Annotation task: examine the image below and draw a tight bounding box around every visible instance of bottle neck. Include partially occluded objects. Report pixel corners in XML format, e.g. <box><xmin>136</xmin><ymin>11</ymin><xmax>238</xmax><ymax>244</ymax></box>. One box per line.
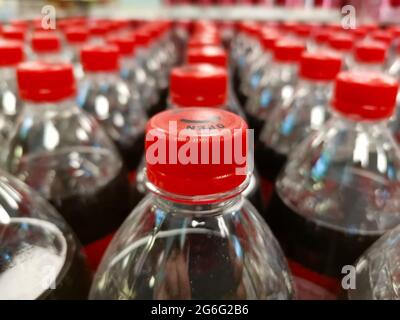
<box><xmin>0</xmin><ymin>67</ymin><xmax>16</xmax><ymax>82</ymax></box>
<box><xmin>145</xmin><ymin>170</ymin><xmax>250</xmax><ymax>213</ymax></box>
<box><xmin>152</xmin><ymin>194</ymin><xmax>244</xmax><ymax>217</ymax></box>
<box><xmin>84</xmin><ymin>71</ymin><xmax>119</xmax><ymax>82</ymax></box>
<box><xmin>22</xmin><ymin>95</ymin><xmax>76</xmax><ymax>114</ymax></box>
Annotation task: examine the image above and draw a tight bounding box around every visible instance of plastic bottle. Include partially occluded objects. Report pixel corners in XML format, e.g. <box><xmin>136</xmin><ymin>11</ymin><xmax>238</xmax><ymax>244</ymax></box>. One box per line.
<box><xmin>0</xmin><ymin>170</ymin><xmax>92</xmax><ymax>299</ymax></box>
<box><xmin>266</xmin><ymin>71</ymin><xmax>400</xmax><ymax>299</ymax></box>
<box><xmin>348</xmin><ymin>224</ymin><xmax>400</xmax><ymax>299</ymax></box>
<box><xmin>78</xmin><ymin>44</ymin><xmax>147</xmax><ymax>179</ymax></box>
<box><xmin>30</xmin><ymin>31</ymin><xmax>66</xmax><ymax>62</ymax></box>
<box><xmin>3</xmin><ymin>61</ymin><xmax>135</xmax><ymax>270</ymax></box>
<box><xmin>245</xmin><ymin>38</ymin><xmax>305</xmax><ymax>139</ymax></box>
<box><xmin>90</xmin><ymin>107</ymin><xmax>294</xmax><ymax>300</ymax></box>
<box><xmin>0</xmin><ymin>40</ymin><xmax>24</xmax><ymax>146</ymax></box>
<box><xmin>256</xmin><ymin>50</ymin><xmax>342</xmax><ymax>203</ymax></box>
<box><xmin>64</xmin><ymin>26</ymin><xmax>89</xmax><ymax>79</ymax></box>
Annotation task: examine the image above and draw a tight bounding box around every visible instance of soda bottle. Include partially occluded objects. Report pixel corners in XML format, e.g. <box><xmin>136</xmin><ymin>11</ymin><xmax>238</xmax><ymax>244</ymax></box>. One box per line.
<box><xmin>30</xmin><ymin>31</ymin><xmax>66</xmax><ymax>63</ymax></box>
<box><xmin>186</xmin><ymin>45</ymin><xmax>245</xmax><ymax>118</ymax></box>
<box><xmin>0</xmin><ymin>169</ymin><xmax>91</xmax><ymax>299</ymax></box>
<box><xmin>3</xmin><ymin>61</ymin><xmax>135</xmax><ymax>270</ymax></box>
<box><xmin>327</xmin><ymin>33</ymin><xmax>354</xmax><ymax>69</ymax></box>
<box><xmin>129</xmin><ymin>27</ymin><xmax>158</xmax><ymax>114</ymax></box>
<box><xmin>245</xmin><ymin>38</ymin><xmax>305</xmax><ymax>139</ymax></box>
<box><xmin>348</xmin><ymin>224</ymin><xmax>400</xmax><ymax>299</ymax></box>
<box><xmin>230</xmin><ymin>22</ymin><xmax>262</xmax><ymax>107</ymax></box>
<box><xmin>64</xmin><ymin>26</ymin><xmax>89</xmax><ymax>79</ymax></box>
<box><xmin>350</xmin><ymin>40</ymin><xmax>388</xmax><ymax>72</ymax></box>
<box><xmin>136</xmin><ymin>63</ymin><xmax>265</xmax><ymax>213</ymax></box>
<box><xmin>256</xmin><ymin>50</ymin><xmax>342</xmax><ymax>203</ymax></box>
<box><xmin>90</xmin><ymin>107</ymin><xmax>294</xmax><ymax>300</ymax></box>
<box><xmin>245</xmin><ymin>30</ymin><xmax>280</xmax><ymax>95</ymax></box>
<box><xmin>266</xmin><ymin>71</ymin><xmax>400</xmax><ymax>299</ymax></box>
<box><xmin>0</xmin><ymin>40</ymin><xmax>24</xmax><ymax>146</ymax></box>
<box><xmin>78</xmin><ymin>44</ymin><xmax>147</xmax><ymax>179</ymax></box>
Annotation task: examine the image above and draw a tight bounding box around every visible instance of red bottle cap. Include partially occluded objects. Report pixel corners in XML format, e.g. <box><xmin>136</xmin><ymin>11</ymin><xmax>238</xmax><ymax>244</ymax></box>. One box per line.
<box><xmin>354</xmin><ymin>41</ymin><xmax>388</xmax><ymax>64</ymax></box>
<box><xmin>294</xmin><ymin>25</ymin><xmax>312</xmax><ymax>38</ymax></box>
<box><xmin>188</xmin><ymin>36</ymin><xmax>221</xmax><ymax>49</ymax></box>
<box><xmin>0</xmin><ymin>40</ymin><xmax>24</xmax><ymax>66</ymax></box>
<box><xmin>170</xmin><ymin>64</ymin><xmax>227</xmax><ymax>108</ymax></box>
<box><xmin>9</xmin><ymin>19</ymin><xmax>30</xmax><ymax>29</ymax></box>
<box><xmin>313</xmin><ymin>29</ymin><xmax>332</xmax><ymax>44</ymax></box>
<box><xmin>333</xmin><ymin>71</ymin><xmax>399</xmax><ymax>120</ymax></box>
<box><xmin>371</xmin><ymin>30</ymin><xmax>394</xmax><ymax>45</ymax></box>
<box><xmin>80</xmin><ymin>44</ymin><xmax>119</xmax><ymax>72</ymax></box>
<box><xmin>31</xmin><ymin>32</ymin><xmax>61</xmax><ymax>53</ymax></box>
<box><xmin>325</xmin><ymin>22</ymin><xmax>344</xmax><ymax>32</ymax></box>
<box><xmin>1</xmin><ymin>26</ymin><xmax>25</xmax><ymax>41</ymax></box>
<box><xmin>145</xmin><ymin>108</ymin><xmax>249</xmax><ymax>201</ymax></box>
<box><xmin>134</xmin><ymin>29</ymin><xmax>152</xmax><ymax>47</ymax></box>
<box><xmin>107</xmin><ymin>35</ymin><xmax>136</xmax><ymax>56</ymax></box>
<box><xmin>300</xmin><ymin>50</ymin><xmax>342</xmax><ymax>81</ymax></box>
<box><xmin>352</xmin><ymin>27</ymin><xmax>368</xmax><ymax>39</ymax></box>
<box><xmin>273</xmin><ymin>38</ymin><xmax>305</xmax><ymax>62</ymax></box>
<box><xmin>64</xmin><ymin>27</ymin><xmax>89</xmax><ymax>44</ymax></box>
<box><xmin>260</xmin><ymin>32</ymin><xmax>280</xmax><ymax>50</ymax></box>
<box><xmin>328</xmin><ymin>33</ymin><xmax>354</xmax><ymax>51</ymax></box>
<box><xmin>17</xmin><ymin>62</ymin><xmax>76</xmax><ymax>102</ymax></box>
<box><xmin>187</xmin><ymin>46</ymin><xmax>227</xmax><ymax>68</ymax></box>
<box><xmin>89</xmin><ymin>23</ymin><xmax>108</xmax><ymax>36</ymax></box>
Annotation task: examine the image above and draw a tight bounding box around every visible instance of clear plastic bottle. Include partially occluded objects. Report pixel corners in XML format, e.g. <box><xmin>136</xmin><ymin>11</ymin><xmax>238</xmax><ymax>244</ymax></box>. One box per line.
<box><xmin>136</xmin><ymin>63</ymin><xmax>265</xmax><ymax>213</ymax></box>
<box><xmin>0</xmin><ymin>169</ymin><xmax>92</xmax><ymax>299</ymax></box>
<box><xmin>0</xmin><ymin>40</ymin><xmax>24</xmax><ymax>146</ymax></box>
<box><xmin>245</xmin><ymin>38</ymin><xmax>305</xmax><ymax>139</ymax></box>
<box><xmin>78</xmin><ymin>44</ymin><xmax>147</xmax><ymax>174</ymax></box>
<box><xmin>256</xmin><ymin>50</ymin><xmax>342</xmax><ymax>203</ymax></box>
<box><xmin>350</xmin><ymin>40</ymin><xmax>388</xmax><ymax>72</ymax></box>
<box><xmin>230</xmin><ymin>22</ymin><xmax>262</xmax><ymax>106</ymax></box>
<box><xmin>143</xmin><ymin>22</ymin><xmax>178</xmax><ymax>116</ymax></box>
<box><xmin>90</xmin><ymin>107</ymin><xmax>294</xmax><ymax>300</ymax></box>
<box><xmin>266</xmin><ymin>71</ymin><xmax>400</xmax><ymax>299</ymax></box>
<box><xmin>130</xmin><ymin>28</ymin><xmax>158</xmax><ymax>113</ymax></box>
<box><xmin>348</xmin><ymin>224</ymin><xmax>400</xmax><ymax>300</ymax></box>
<box><xmin>328</xmin><ymin>33</ymin><xmax>354</xmax><ymax>70</ymax></box>
<box><xmin>64</xmin><ymin>26</ymin><xmax>89</xmax><ymax>80</ymax></box>
<box><xmin>242</xmin><ymin>30</ymin><xmax>281</xmax><ymax>102</ymax></box>
<box><xmin>186</xmin><ymin>45</ymin><xmax>245</xmax><ymax>118</ymax></box>
<box><xmin>3</xmin><ymin>62</ymin><xmax>135</xmax><ymax>270</ymax></box>
<box><xmin>30</xmin><ymin>31</ymin><xmax>67</xmax><ymax>63</ymax></box>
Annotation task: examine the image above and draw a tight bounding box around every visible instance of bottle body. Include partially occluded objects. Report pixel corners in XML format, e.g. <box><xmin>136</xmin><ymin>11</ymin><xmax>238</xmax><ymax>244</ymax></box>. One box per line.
<box><xmin>256</xmin><ymin>79</ymin><xmax>332</xmax><ymax>202</ymax></box>
<box><xmin>266</xmin><ymin>114</ymin><xmax>400</xmax><ymax>298</ymax></box>
<box><xmin>3</xmin><ymin>97</ymin><xmax>135</xmax><ymax>269</ymax></box>
<box><xmin>0</xmin><ymin>170</ymin><xmax>92</xmax><ymax>300</ymax></box>
<box><xmin>78</xmin><ymin>72</ymin><xmax>147</xmax><ymax>171</ymax></box>
<box><xmin>348</xmin><ymin>224</ymin><xmax>400</xmax><ymax>300</ymax></box>
<box><xmin>90</xmin><ymin>193</ymin><xmax>294</xmax><ymax>300</ymax></box>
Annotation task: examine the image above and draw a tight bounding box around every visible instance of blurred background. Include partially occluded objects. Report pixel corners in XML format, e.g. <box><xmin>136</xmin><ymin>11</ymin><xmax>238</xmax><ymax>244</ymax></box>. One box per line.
<box><xmin>0</xmin><ymin>0</ymin><xmax>399</xmax><ymax>24</ymax></box>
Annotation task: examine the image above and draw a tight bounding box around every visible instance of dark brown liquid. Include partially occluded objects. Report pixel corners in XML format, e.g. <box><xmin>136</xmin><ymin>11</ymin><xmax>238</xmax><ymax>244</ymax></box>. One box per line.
<box><xmin>254</xmin><ymin>143</ymin><xmax>287</xmax><ymax>185</ymax></box>
<box><xmin>148</xmin><ymin>88</ymin><xmax>169</xmax><ymax>117</ymax></box>
<box><xmin>265</xmin><ymin>190</ymin><xmax>379</xmax><ymax>279</ymax></box>
<box><xmin>115</xmin><ymin>133</ymin><xmax>145</xmax><ymax>171</ymax></box>
<box><xmin>49</xmin><ymin>168</ymin><xmax>135</xmax><ymax>246</ymax></box>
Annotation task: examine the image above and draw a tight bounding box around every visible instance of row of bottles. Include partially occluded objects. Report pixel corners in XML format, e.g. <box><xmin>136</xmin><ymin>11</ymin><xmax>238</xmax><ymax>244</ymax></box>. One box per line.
<box><xmin>230</xmin><ymin>21</ymin><xmax>400</xmax><ymax>299</ymax></box>
<box><xmin>1</xmin><ymin>17</ymin><xmax>400</xmax><ymax>300</ymax></box>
